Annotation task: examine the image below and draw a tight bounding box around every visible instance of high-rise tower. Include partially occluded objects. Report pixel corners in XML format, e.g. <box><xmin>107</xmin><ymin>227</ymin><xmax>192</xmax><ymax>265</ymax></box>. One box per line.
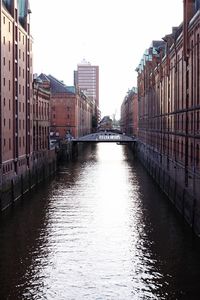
<box><xmin>74</xmin><ymin>59</ymin><xmax>99</xmax><ymax>107</ymax></box>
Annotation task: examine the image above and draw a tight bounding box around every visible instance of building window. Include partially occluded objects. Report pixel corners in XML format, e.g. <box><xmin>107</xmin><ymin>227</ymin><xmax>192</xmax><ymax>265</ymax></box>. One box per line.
<box><xmin>181</xmin><ymin>140</ymin><xmax>184</xmax><ymax>159</ymax></box>
<box><xmin>182</xmin><ymin>114</ymin><xmax>184</xmax><ymax>131</ymax></box>
<box><xmin>177</xmin><ymin>140</ymin><xmax>179</xmax><ymax>159</ymax></box>
<box><xmin>9</xmin><ymin>139</ymin><xmax>11</xmax><ymax>150</ymax></box>
<box><xmin>3</xmin><ymin>57</ymin><xmax>5</xmax><ymax>66</ymax></box>
<box><xmin>177</xmin><ymin>115</ymin><xmax>179</xmax><ymax>131</ymax></box>
<box><xmin>3</xmin><ymin>78</ymin><xmax>5</xmax><ymax>86</ymax></box>
<box><xmin>9</xmin><ymin>60</ymin><xmax>11</xmax><ymax>71</ymax></box>
<box><xmin>15</xmin><ymin>25</ymin><xmax>17</xmax><ymax>41</ymax></box>
<box><xmin>191</xmin><ymin>142</ymin><xmax>193</xmax><ymax>164</ymax></box>
<box><xmin>197</xmin><ymin>34</ymin><xmax>200</xmax><ymax>106</ymax></box>
<box><xmin>191</xmin><ymin>40</ymin><xmax>194</xmax><ymax>107</ymax></box>
<box><xmin>191</xmin><ymin>113</ymin><xmax>193</xmax><ymax>133</ymax></box>
<box><xmin>197</xmin><ymin>144</ymin><xmax>200</xmax><ymax>166</ymax></box>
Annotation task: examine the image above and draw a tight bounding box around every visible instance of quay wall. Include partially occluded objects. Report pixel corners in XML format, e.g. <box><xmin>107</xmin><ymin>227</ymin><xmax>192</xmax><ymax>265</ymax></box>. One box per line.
<box><xmin>0</xmin><ymin>149</ymin><xmax>57</xmax><ymax>212</ymax></box>
<box><xmin>0</xmin><ymin>141</ymin><xmax>81</xmax><ymax>212</ymax></box>
<box><xmin>57</xmin><ymin>141</ymin><xmax>84</xmax><ymax>162</ymax></box>
<box><xmin>134</xmin><ymin>141</ymin><xmax>200</xmax><ymax>237</ymax></box>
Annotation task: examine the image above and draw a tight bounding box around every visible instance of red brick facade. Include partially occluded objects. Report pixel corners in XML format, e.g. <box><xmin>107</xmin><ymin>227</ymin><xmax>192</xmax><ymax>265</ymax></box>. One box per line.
<box><xmin>0</xmin><ymin>0</ymin><xmax>33</xmax><ymax>179</ymax></box>
<box><xmin>136</xmin><ymin>1</ymin><xmax>200</xmax><ymax>190</ymax></box>
<box><xmin>47</xmin><ymin>75</ymin><xmax>94</xmax><ymax>139</ymax></box>
<box><xmin>33</xmin><ymin>75</ymin><xmax>50</xmax><ymax>153</ymax></box>
<box><xmin>120</xmin><ymin>88</ymin><xmax>138</xmax><ymax>136</ymax></box>
<box><xmin>51</xmin><ymin>92</ymin><xmax>78</xmax><ymax>139</ymax></box>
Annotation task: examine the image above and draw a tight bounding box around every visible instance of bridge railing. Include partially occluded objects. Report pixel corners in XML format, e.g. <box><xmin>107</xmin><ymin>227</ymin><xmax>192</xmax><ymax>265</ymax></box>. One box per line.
<box><xmin>73</xmin><ymin>132</ymin><xmax>136</xmax><ymax>143</ymax></box>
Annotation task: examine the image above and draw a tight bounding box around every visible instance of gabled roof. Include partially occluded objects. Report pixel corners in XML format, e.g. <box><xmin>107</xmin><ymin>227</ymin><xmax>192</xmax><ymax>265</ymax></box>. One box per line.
<box><xmin>38</xmin><ymin>73</ymin><xmax>50</xmax><ymax>82</ymax></box>
<box><xmin>47</xmin><ymin>75</ymin><xmax>76</xmax><ymax>95</ymax></box>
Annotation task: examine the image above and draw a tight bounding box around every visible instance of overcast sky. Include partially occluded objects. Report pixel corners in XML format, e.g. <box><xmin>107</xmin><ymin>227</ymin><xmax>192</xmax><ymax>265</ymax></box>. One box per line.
<box><xmin>30</xmin><ymin>0</ymin><xmax>183</xmax><ymax>119</ymax></box>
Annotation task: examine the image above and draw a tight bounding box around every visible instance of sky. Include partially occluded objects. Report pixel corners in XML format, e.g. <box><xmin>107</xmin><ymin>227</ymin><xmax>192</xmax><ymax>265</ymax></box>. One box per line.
<box><xmin>30</xmin><ymin>0</ymin><xmax>183</xmax><ymax>119</ymax></box>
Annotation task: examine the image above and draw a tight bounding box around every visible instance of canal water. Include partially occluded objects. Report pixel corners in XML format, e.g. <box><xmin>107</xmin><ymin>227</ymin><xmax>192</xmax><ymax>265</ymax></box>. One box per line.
<box><xmin>1</xmin><ymin>144</ymin><xmax>200</xmax><ymax>300</ymax></box>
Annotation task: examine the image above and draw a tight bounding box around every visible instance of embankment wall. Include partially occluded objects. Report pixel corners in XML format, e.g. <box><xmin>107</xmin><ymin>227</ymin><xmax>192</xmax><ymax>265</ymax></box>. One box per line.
<box><xmin>134</xmin><ymin>141</ymin><xmax>200</xmax><ymax>236</ymax></box>
<box><xmin>0</xmin><ymin>150</ymin><xmax>57</xmax><ymax>211</ymax></box>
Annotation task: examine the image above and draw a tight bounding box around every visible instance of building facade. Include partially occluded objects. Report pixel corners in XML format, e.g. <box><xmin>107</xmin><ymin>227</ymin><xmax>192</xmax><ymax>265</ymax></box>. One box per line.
<box><xmin>0</xmin><ymin>0</ymin><xmax>32</xmax><ymax>180</ymax></box>
<box><xmin>74</xmin><ymin>59</ymin><xmax>100</xmax><ymax>124</ymax></box>
<box><xmin>98</xmin><ymin>116</ymin><xmax>113</xmax><ymax>131</ymax></box>
<box><xmin>74</xmin><ymin>59</ymin><xmax>99</xmax><ymax>107</ymax></box>
<box><xmin>136</xmin><ymin>0</ymin><xmax>200</xmax><ymax>233</ymax></box>
<box><xmin>33</xmin><ymin>74</ymin><xmax>51</xmax><ymax>155</ymax></box>
<box><xmin>120</xmin><ymin>87</ymin><xmax>138</xmax><ymax>136</ymax></box>
<box><xmin>0</xmin><ymin>2</ymin><xmax>57</xmax><ymax>212</ymax></box>
<box><xmin>46</xmin><ymin>75</ymin><xmax>94</xmax><ymax>139</ymax></box>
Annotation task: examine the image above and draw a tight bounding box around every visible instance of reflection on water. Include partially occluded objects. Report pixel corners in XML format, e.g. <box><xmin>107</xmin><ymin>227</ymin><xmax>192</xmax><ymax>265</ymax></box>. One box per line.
<box><xmin>1</xmin><ymin>144</ymin><xmax>200</xmax><ymax>299</ymax></box>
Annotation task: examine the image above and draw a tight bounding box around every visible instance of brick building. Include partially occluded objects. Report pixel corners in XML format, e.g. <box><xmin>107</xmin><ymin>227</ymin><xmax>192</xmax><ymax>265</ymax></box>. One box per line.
<box><xmin>120</xmin><ymin>87</ymin><xmax>138</xmax><ymax>136</ymax></box>
<box><xmin>136</xmin><ymin>0</ymin><xmax>200</xmax><ymax>221</ymax></box>
<box><xmin>33</xmin><ymin>74</ymin><xmax>51</xmax><ymax>154</ymax></box>
<box><xmin>44</xmin><ymin>75</ymin><xmax>94</xmax><ymax>139</ymax></box>
<box><xmin>0</xmin><ymin>0</ymin><xmax>32</xmax><ymax>179</ymax></box>
<box><xmin>98</xmin><ymin>116</ymin><xmax>113</xmax><ymax>131</ymax></box>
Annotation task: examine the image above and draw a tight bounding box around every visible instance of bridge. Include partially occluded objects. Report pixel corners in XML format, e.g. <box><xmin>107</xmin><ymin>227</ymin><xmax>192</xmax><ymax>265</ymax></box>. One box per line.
<box><xmin>73</xmin><ymin>131</ymin><xmax>136</xmax><ymax>143</ymax></box>
<box><xmin>58</xmin><ymin>131</ymin><xmax>137</xmax><ymax>161</ymax></box>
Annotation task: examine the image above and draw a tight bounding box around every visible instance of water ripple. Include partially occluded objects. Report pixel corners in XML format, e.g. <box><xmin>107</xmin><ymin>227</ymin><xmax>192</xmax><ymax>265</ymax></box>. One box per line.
<box><xmin>1</xmin><ymin>144</ymin><xmax>200</xmax><ymax>299</ymax></box>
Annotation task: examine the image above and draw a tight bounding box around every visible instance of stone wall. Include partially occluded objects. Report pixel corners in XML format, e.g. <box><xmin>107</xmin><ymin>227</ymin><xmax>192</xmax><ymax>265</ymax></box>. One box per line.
<box><xmin>135</xmin><ymin>141</ymin><xmax>200</xmax><ymax>237</ymax></box>
<box><xmin>0</xmin><ymin>150</ymin><xmax>57</xmax><ymax>212</ymax></box>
